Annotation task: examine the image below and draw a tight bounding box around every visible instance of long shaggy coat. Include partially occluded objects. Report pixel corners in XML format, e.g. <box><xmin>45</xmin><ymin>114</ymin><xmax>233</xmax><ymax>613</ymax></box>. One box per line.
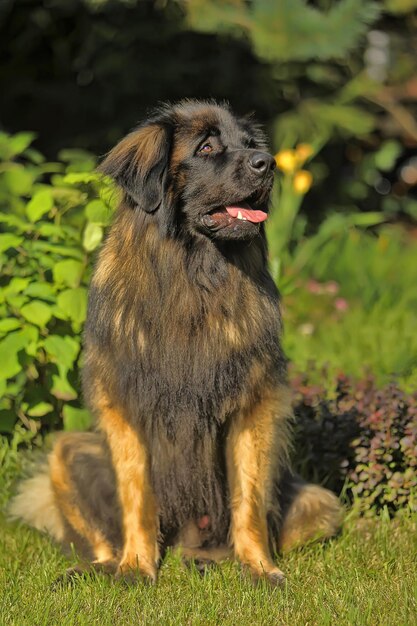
<box><xmin>10</xmin><ymin>101</ymin><xmax>342</xmax><ymax>585</ymax></box>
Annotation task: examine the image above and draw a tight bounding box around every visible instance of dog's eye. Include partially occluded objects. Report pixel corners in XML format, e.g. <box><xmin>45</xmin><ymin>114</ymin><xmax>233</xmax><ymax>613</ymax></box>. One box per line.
<box><xmin>199</xmin><ymin>142</ymin><xmax>213</xmax><ymax>154</ymax></box>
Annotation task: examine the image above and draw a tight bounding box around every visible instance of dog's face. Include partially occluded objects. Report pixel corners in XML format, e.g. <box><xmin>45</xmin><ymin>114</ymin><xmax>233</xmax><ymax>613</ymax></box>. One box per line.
<box><xmin>100</xmin><ymin>101</ymin><xmax>276</xmax><ymax>242</ymax></box>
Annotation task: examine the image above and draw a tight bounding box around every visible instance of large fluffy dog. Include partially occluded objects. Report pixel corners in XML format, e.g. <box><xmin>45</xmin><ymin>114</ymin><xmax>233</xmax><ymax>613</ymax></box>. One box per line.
<box><xmin>11</xmin><ymin>101</ymin><xmax>342</xmax><ymax>585</ymax></box>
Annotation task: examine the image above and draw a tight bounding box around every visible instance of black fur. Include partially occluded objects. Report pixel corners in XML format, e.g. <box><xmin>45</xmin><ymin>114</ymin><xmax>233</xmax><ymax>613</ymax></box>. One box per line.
<box><xmin>83</xmin><ymin>100</ymin><xmax>286</xmax><ymax>546</ymax></box>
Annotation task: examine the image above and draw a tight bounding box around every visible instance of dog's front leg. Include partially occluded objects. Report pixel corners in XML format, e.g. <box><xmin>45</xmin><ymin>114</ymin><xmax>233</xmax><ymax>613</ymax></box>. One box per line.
<box><xmin>227</xmin><ymin>385</ymin><xmax>291</xmax><ymax>585</ymax></box>
<box><xmin>98</xmin><ymin>402</ymin><xmax>159</xmax><ymax>583</ymax></box>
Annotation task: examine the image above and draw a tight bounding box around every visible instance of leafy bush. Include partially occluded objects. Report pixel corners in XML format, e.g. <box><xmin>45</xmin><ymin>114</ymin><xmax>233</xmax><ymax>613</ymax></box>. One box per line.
<box><xmin>0</xmin><ymin>132</ymin><xmax>116</xmax><ymax>434</ymax></box>
<box><xmin>291</xmin><ymin>370</ymin><xmax>417</xmax><ymax>514</ymax></box>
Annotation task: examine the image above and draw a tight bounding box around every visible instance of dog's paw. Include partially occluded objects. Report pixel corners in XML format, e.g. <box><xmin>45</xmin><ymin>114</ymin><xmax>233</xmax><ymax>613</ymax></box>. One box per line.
<box><xmin>116</xmin><ymin>559</ymin><xmax>157</xmax><ymax>585</ymax></box>
<box><xmin>263</xmin><ymin>568</ymin><xmax>286</xmax><ymax>587</ymax></box>
<box><xmin>91</xmin><ymin>559</ymin><xmax>118</xmax><ymax>576</ymax></box>
<box><xmin>183</xmin><ymin>556</ymin><xmax>217</xmax><ymax>576</ymax></box>
<box><xmin>51</xmin><ymin>560</ymin><xmax>119</xmax><ymax>589</ymax></box>
<box><xmin>51</xmin><ymin>565</ymin><xmax>89</xmax><ymax>590</ymax></box>
<box><xmin>252</xmin><ymin>567</ymin><xmax>286</xmax><ymax>588</ymax></box>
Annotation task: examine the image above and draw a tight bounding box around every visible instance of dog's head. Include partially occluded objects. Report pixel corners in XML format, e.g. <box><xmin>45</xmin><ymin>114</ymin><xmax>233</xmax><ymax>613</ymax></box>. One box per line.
<box><xmin>100</xmin><ymin>100</ymin><xmax>276</xmax><ymax>242</ymax></box>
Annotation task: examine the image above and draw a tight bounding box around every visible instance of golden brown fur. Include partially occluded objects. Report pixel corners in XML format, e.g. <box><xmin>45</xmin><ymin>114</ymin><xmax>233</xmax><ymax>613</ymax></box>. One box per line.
<box><xmin>9</xmin><ymin>101</ymin><xmax>343</xmax><ymax>585</ymax></box>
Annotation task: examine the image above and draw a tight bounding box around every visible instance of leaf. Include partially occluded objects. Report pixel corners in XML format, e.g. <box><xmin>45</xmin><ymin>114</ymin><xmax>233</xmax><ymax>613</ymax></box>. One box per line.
<box><xmin>0</xmin><ymin>343</ymin><xmax>21</xmax><ymax>379</ymax></box>
<box><xmin>20</xmin><ymin>301</ymin><xmax>53</xmax><ymax>327</ymax></box>
<box><xmin>349</xmin><ymin>212</ymin><xmax>386</xmax><ymax>227</ymax></box>
<box><xmin>24</xmin><ymin>147</ymin><xmax>45</xmax><ymax>165</ymax></box>
<box><xmin>185</xmin><ymin>0</ymin><xmax>380</xmax><ymax>62</ymax></box>
<box><xmin>85</xmin><ymin>199</ymin><xmax>111</xmax><ymax>225</ymax></box>
<box><xmin>26</xmin><ymin>340</ymin><xmax>39</xmax><ymax>358</ymax></box>
<box><xmin>30</xmin><ymin>240</ymin><xmax>84</xmax><ymax>260</ymax></box>
<box><xmin>306</xmin><ymin>101</ymin><xmax>375</xmax><ymax>135</ymax></box>
<box><xmin>99</xmin><ymin>181</ymin><xmax>119</xmax><ymax>210</ymax></box>
<box><xmin>83</xmin><ymin>222</ymin><xmax>103</xmax><ymax>251</ymax></box>
<box><xmin>37</xmin><ymin>223</ymin><xmax>66</xmax><ymax>238</ymax></box>
<box><xmin>56</xmin><ymin>288</ymin><xmax>88</xmax><ymax>324</ymax></box>
<box><xmin>384</xmin><ymin>0</ymin><xmax>417</xmax><ymax>14</ymax></box>
<box><xmin>0</xmin><ymin>212</ymin><xmax>31</xmax><ymax>232</ymax></box>
<box><xmin>24</xmin><ymin>282</ymin><xmax>56</xmax><ymax>302</ymax></box>
<box><xmin>0</xmin><ymin>409</ymin><xmax>16</xmax><ymax>433</ymax></box>
<box><xmin>8</xmin><ymin>132</ymin><xmax>36</xmax><ymax>157</ymax></box>
<box><xmin>6</xmin><ymin>294</ymin><xmax>28</xmax><ymax>309</ymax></box>
<box><xmin>374</xmin><ymin>141</ymin><xmax>402</xmax><ymax>172</ymax></box>
<box><xmin>3</xmin><ymin>277</ymin><xmax>31</xmax><ymax>295</ymax></box>
<box><xmin>39</xmin><ymin>162</ymin><xmax>64</xmax><ymax>175</ymax></box>
<box><xmin>3</xmin><ymin>166</ymin><xmax>34</xmax><ymax>195</ymax></box>
<box><xmin>0</xmin><ymin>132</ymin><xmax>35</xmax><ymax>160</ymax></box>
<box><xmin>63</xmin><ymin>172</ymin><xmax>102</xmax><ymax>185</ymax></box>
<box><xmin>26</xmin><ymin>189</ymin><xmax>54</xmax><ymax>222</ymax></box>
<box><xmin>27</xmin><ymin>402</ymin><xmax>54</xmax><ymax>417</ymax></box>
<box><xmin>43</xmin><ymin>335</ymin><xmax>80</xmax><ymax>370</ymax></box>
<box><xmin>63</xmin><ymin>405</ymin><xmax>93</xmax><ymax>431</ymax></box>
<box><xmin>59</xmin><ymin>148</ymin><xmax>96</xmax><ymax>164</ymax></box>
<box><xmin>0</xmin><ymin>319</ymin><xmax>21</xmax><ymax>333</ymax></box>
<box><xmin>0</xmin><ymin>328</ymin><xmax>36</xmax><ymax>380</ymax></box>
<box><xmin>51</xmin><ymin>374</ymin><xmax>77</xmax><ymax>400</ymax></box>
<box><xmin>0</xmin><ymin>234</ymin><xmax>24</xmax><ymax>253</ymax></box>
<box><xmin>50</xmin><ymin>305</ymin><xmax>68</xmax><ymax>321</ymax></box>
<box><xmin>53</xmin><ymin>259</ymin><xmax>84</xmax><ymax>288</ymax></box>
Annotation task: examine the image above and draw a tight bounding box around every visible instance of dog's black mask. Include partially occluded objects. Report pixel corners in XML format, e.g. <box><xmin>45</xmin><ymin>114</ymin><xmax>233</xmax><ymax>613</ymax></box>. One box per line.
<box><xmin>99</xmin><ymin>100</ymin><xmax>276</xmax><ymax>242</ymax></box>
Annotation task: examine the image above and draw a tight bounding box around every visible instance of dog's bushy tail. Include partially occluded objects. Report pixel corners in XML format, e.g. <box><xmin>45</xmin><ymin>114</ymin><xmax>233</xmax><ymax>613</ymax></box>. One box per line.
<box><xmin>277</xmin><ymin>474</ymin><xmax>343</xmax><ymax>552</ymax></box>
<box><xmin>8</xmin><ymin>465</ymin><xmax>65</xmax><ymax>542</ymax></box>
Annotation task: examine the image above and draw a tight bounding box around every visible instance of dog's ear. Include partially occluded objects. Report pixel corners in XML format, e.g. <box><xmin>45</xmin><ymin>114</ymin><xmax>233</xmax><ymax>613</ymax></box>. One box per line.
<box><xmin>99</xmin><ymin>122</ymin><xmax>171</xmax><ymax>214</ymax></box>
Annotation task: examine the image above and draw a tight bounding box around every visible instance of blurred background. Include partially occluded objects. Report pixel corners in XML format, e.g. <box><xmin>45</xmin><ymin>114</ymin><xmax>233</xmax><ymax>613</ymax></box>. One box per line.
<box><xmin>1</xmin><ymin>0</ymin><xmax>417</xmax><ymax>511</ymax></box>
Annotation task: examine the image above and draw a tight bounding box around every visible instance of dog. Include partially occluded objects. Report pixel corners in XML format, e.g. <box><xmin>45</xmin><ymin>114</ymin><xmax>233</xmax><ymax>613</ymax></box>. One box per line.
<box><xmin>10</xmin><ymin>100</ymin><xmax>342</xmax><ymax>585</ymax></box>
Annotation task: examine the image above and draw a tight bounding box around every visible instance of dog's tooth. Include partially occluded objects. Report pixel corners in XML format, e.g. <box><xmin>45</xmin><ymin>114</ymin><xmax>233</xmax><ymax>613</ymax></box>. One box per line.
<box><xmin>237</xmin><ymin>211</ymin><xmax>243</xmax><ymax>220</ymax></box>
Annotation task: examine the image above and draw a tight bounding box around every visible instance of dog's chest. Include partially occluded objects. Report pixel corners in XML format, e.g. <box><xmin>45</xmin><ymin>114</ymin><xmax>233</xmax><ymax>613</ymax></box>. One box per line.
<box><xmin>88</xmin><ymin>234</ymin><xmax>284</xmax><ymax>425</ymax></box>
<box><xmin>123</xmin><ymin>289</ymin><xmax>282</xmax><ymax>424</ymax></box>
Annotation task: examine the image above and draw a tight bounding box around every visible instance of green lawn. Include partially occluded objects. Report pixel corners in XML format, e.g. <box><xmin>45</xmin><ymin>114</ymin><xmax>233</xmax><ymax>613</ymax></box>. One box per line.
<box><xmin>1</xmin><ymin>509</ymin><xmax>416</xmax><ymax>625</ymax></box>
<box><xmin>280</xmin><ymin>227</ymin><xmax>417</xmax><ymax>390</ymax></box>
<box><xmin>1</xmin><ymin>223</ymin><xmax>416</xmax><ymax>624</ymax></box>
<box><xmin>1</xmin><ymin>429</ymin><xmax>417</xmax><ymax>625</ymax></box>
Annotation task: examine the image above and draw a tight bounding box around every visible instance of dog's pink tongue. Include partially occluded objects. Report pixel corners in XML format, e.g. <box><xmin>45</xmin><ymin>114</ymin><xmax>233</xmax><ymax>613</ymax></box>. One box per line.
<box><xmin>225</xmin><ymin>203</ymin><xmax>268</xmax><ymax>223</ymax></box>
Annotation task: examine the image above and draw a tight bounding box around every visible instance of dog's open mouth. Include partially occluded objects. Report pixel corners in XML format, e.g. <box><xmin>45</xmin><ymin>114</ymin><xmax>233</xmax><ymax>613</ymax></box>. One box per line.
<box><xmin>202</xmin><ymin>201</ymin><xmax>268</xmax><ymax>230</ymax></box>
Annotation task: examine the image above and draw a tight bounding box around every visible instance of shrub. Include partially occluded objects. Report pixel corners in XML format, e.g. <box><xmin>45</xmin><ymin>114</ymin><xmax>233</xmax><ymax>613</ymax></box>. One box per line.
<box><xmin>291</xmin><ymin>369</ymin><xmax>417</xmax><ymax>514</ymax></box>
<box><xmin>0</xmin><ymin>132</ymin><xmax>116</xmax><ymax>434</ymax></box>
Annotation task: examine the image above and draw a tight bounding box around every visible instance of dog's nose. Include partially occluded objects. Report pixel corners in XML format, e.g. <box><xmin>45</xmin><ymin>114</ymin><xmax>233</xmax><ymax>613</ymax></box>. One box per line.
<box><xmin>248</xmin><ymin>151</ymin><xmax>276</xmax><ymax>174</ymax></box>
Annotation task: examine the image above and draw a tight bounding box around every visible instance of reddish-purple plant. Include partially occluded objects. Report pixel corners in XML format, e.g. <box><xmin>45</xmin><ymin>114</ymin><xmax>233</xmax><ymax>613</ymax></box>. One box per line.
<box><xmin>291</xmin><ymin>370</ymin><xmax>417</xmax><ymax>514</ymax></box>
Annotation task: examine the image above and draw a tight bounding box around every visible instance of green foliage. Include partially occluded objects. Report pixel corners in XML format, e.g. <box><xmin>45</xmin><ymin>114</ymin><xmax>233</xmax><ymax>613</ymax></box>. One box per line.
<box><xmin>185</xmin><ymin>0</ymin><xmax>379</xmax><ymax>62</ymax></box>
<box><xmin>184</xmin><ymin>0</ymin><xmax>382</xmax><ymax>149</ymax></box>
<box><xmin>291</xmin><ymin>371</ymin><xmax>417</xmax><ymax>514</ymax></box>
<box><xmin>1</xmin><ymin>507</ymin><xmax>417</xmax><ymax>625</ymax></box>
<box><xmin>0</xmin><ymin>133</ymin><xmax>117</xmax><ymax>434</ymax></box>
<box><xmin>281</xmin><ymin>227</ymin><xmax>417</xmax><ymax>387</ymax></box>
<box><xmin>0</xmin><ymin>424</ymin><xmax>42</xmax><ymax>509</ymax></box>
<box><xmin>184</xmin><ymin>0</ymin><xmax>417</xmax><ymax>248</ymax></box>
<box><xmin>385</xmin><ymin>0</ymin><xmax>417</xmax><ymax>13</ymax></box>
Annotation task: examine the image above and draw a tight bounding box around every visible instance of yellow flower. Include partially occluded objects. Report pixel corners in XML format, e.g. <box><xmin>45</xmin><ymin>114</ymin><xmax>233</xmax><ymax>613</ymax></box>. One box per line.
<box><xmin>293</xmin><ymin>170</ymin><xmax>313</xmax><ymax>194</ymax></box>
<box><xmin>275</xmin><ymin>149</ymin><xmax>298</xmax><ymax>174</ymax></box>
<box><xmin>296</xmin><ymin>143</ymin><xmax>314</xmax><ymax>164</ymax></box>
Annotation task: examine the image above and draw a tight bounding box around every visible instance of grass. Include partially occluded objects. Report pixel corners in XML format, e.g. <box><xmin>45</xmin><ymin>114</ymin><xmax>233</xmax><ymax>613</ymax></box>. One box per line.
<box><xmin>1</xmin><ymin>223</ymin><xmax>416</xmax><ymax>624</ymax></box>
<box><xmin>1</xmin><ymin>439</ymin><xmax>417</xmax><ymax>626</ymax></box>
<box><xmin>278</xmin><ymin>226</ymin><xmax>417</xmax><ymax>389</ymax></box>
<box><xmin>1</xmin><ymin>511</ymin><xmax>416</xmax><ymax>625</ymax></box>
